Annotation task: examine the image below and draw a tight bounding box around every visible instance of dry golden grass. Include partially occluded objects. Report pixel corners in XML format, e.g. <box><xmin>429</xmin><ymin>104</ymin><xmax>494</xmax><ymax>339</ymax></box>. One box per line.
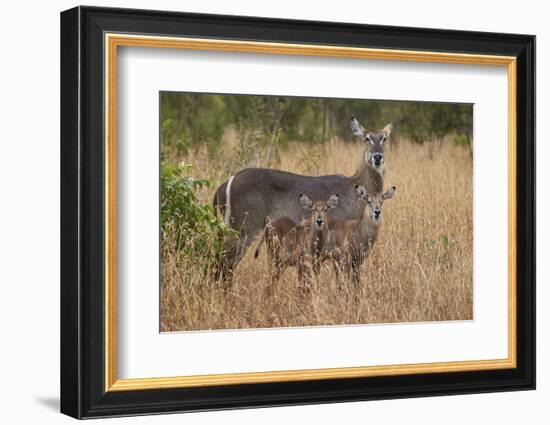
<box><xmin>160</xmin><ymin>137</ymin><xmax>473</xmax><ymax>331</ymax></box>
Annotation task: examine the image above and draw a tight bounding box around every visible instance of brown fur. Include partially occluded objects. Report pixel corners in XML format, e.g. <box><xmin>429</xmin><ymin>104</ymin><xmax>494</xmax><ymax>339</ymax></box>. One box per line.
<box><xmin>325</xmin><ymin>186</ymin><xmax>396</xmax><ymax>287</ymax></box>
<box><xmin>254</xmin><ymin>195</ymin><xmax>339</xmax><ymax>292</ymax></box>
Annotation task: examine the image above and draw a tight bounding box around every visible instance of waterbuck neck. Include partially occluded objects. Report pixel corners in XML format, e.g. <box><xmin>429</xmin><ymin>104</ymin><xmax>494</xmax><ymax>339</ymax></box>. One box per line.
<box><xmin>352</xmin><ymin>158</ymin><xmax>384</xmax><ymax>195</ymax></box>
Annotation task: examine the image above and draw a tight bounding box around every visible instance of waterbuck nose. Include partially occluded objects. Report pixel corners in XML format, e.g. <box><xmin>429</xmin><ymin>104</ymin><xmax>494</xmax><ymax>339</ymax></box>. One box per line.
<box><xmin>373</xmin><ymin>153</ymin><xmax>383</xmax><ymax>163</ymax></box>
<box><xmin>316</xmin><ymin>218</ymin><xmax>324</xmax><ymax>227</ymax></box>
<box><xmin>374</xmin><ymin>210</ymin><xmax>381</xmax><ymax>218</ymax></box>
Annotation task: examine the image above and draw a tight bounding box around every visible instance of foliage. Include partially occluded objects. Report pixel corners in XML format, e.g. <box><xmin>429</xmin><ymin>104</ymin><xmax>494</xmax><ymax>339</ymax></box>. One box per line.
<box><xmin>395</xmin><ymin>102</ymin><xmax>472</xmax><ymax>145</ymax></box>
<box><xmin>160</xmin><ymin>161</ymin><xmax>234</xmax><ymax>261</ymax></box>
<box><xmin>160</xmin><ymin>94</ymin><xmax>226</xmax><ymax>156</ymax></box>
<box><xmin>231</xmin><ymin>96</ymin><xmax>287</xmax><ymax>167</ymax></box>
<box><xmin>453</xmin><ymin>133</ymin><xmax>471</xmax><ymax>146</ymax></box>
<box><xmin>161</xmin><ymin>93</ymin><xmax>474</xmax><ymax>158</ymax></box>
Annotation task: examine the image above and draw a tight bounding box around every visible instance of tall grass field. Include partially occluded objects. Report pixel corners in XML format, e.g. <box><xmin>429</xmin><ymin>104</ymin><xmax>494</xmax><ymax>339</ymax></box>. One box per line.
<box><xmin>160</xmin><ymin>133</ymin><xmax>473</xmax><ymax>332</ymax></box>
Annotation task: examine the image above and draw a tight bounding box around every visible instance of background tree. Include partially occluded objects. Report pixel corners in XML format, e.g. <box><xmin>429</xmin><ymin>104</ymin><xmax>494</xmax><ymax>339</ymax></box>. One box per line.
<box><xmin>161</xmin><ymin>93</ymin><xmax>473</xmax><ymax>163</ymax></box>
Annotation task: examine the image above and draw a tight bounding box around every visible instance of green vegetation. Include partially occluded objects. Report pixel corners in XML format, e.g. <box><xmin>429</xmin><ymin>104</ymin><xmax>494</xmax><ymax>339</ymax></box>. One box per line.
<box><xmin>160</xmin><ymin>162</ymin><xmax>234</xmax><ymax>259</ymax></box>
<box><xmin>160</xmin><ymin>92</ymin><xmax>473</xmax><ymax>160</ymax></box>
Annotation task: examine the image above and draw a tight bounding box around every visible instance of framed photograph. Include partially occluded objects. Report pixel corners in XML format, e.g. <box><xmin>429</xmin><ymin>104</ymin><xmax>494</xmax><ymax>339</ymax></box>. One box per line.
<box><xmin>60</xmin><ymin>6</ymin><xmax>535</xmax><ymax>419</ymax></box>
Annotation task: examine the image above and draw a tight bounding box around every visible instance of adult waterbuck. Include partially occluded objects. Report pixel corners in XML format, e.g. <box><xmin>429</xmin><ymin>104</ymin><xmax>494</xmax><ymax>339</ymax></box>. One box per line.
<box><xmin>213</xmin><ymin>118</ymin><xmax>392</xmax><ymax>283</ymax></box>
<box><xmin>253</xmin><ymin>194</ymin><xmax>339</xmax><ymax>291</ymax></box>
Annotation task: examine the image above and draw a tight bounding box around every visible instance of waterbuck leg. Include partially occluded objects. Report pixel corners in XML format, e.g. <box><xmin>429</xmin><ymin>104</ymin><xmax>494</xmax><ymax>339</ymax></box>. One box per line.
<box><xmin>349</xmin><ymin>253</ymin><xmax>364</xmax><ymax>304</ymax></box>
<box><xmin>263</xmin><ymin>253</ymin><xmax>284</xmax><ymax>297</ymax></box>
<box><xmin>297</xmin><ymin>267</ymin><xmax>311</xmax><ymax>296</ymax></box>
<box><xmin>297</xmin><ymin>253</ymin><xmax>314</xmax><ymax>296</ymax></box>
<box><xmin>297</xmin><ymin>260</ymin><xmax>306</xmax><ymax>287</ymax></box>
<box><xmin>332</xmin><ymin>253</ymin><xmax>346</xmax><ymax>290</ymax></box>
<box><xmin>214</xmin><ymin>246</ymin><xmax>236</xmax><ymax>286</ymax></box>
<box><xmin>351</xmin><ymin>250</ymin><xmax>362</xmax><ymax>284</ymax></box>
<box><xmin>270</xmin><ymin>261</ymin><xmax>282</xmax><ymax>287</ymax></box>
<box><xmin>312</xmin><ymin>256</ymin><xmax>321</xmax><ymax>278</ymax></box>
<box><xmin>216</xmin><ymin>206</ymin><xmax>266</xmax><ymax>286</ymax></box>
<box><xmin>350</xmin><ymin>263</ymin><xmax>362</xmax><ymax>288</ymax></box>
<box><xmin>215</xmin><ymin>233</ymin><xmax>253</xmax><ymax>286</ymax></box>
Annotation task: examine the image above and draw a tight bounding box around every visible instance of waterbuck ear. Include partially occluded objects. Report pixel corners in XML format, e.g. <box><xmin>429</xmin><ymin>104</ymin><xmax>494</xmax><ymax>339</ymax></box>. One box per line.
<box><xmin>299</xmin><ymin>193</ymin><xmax>313</xmax><ymax>209</ymax></box>
<box><xmin>350</xmin><ymin>117</ymin><xmax>366</xmax><ymax>137</ymax></box>
<box><xmin>327</xmin><ymin>194</ymin><xmax>339</xmax><ymax>209</ymax></box>
<box><xmin>382</xmin><ymin>186</ymin><xmax>397</xmax><ymax>200</ymax></box>
<box><xmin>355</xmin><ymin>185</ymin><xmax>367</xmax><ymax>200</ymax></box>
<box><xmin>382</xmin><ymin>122</ymin><xmax>393</xmax><ymax>138</ymax></box>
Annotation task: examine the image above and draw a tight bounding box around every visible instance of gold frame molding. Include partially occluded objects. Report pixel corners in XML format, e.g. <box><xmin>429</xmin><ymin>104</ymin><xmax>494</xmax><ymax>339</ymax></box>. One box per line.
<box><xmin>104</xmin><ymin>33</ymin><xmax>517</xmax><ymax>392</ymax></box>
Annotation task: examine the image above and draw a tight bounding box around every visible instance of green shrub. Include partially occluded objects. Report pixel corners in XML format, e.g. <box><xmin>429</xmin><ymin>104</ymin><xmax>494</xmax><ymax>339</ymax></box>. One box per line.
<box><xmin>161</xmin><ymin>162</ymin><xmax>234</xmax><ymax>262</ymax></box>
<box><xmin>160</xmin><ymin>94</ymin><xmax>227</xmax><ymax>156</ymax></box>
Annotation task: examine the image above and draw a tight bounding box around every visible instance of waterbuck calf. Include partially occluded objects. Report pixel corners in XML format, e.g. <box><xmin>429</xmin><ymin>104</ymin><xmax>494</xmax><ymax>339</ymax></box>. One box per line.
<box><xmin>254</xmin><ymin>194</ymin><xmax>339</xmax><ymax>291</ymax></box>
<box><xmin>214</xmin><ymin>117</ymin><xmax>392</xmax><ymax>283</ymax></box>
<box><xmin>327</xmin><ymin>185</ymin><xmax>397</xmax><ymax>286</ymax></box>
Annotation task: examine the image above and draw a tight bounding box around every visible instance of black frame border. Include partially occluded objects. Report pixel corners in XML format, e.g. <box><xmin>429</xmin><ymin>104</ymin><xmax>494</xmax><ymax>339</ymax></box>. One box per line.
<box><xmin>60</xmin><ymin>6</ymin><xmax>535</xmax><ymax>419</ymax></box>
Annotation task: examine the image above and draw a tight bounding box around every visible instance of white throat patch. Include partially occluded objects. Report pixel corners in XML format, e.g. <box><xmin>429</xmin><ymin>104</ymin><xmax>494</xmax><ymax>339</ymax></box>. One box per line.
<box><xmin>374</xmin><ymin>162</ymin><xmax>385</xmax><ymax>176</ymax></box>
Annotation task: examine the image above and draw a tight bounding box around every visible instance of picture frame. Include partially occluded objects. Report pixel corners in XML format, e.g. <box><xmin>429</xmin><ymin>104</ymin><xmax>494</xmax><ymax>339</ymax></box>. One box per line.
<box><xmin>60</xmin><ymin>5</ymin><xmax>535</xmax><ymax>419</ymax></box>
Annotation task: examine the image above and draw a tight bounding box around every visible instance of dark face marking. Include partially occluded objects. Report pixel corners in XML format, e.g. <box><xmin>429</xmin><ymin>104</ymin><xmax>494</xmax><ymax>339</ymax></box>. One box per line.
<box><xmin>364</xmin><ymin>132</ymin><xmax>387</xmax><ymax>169</ymax></box>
